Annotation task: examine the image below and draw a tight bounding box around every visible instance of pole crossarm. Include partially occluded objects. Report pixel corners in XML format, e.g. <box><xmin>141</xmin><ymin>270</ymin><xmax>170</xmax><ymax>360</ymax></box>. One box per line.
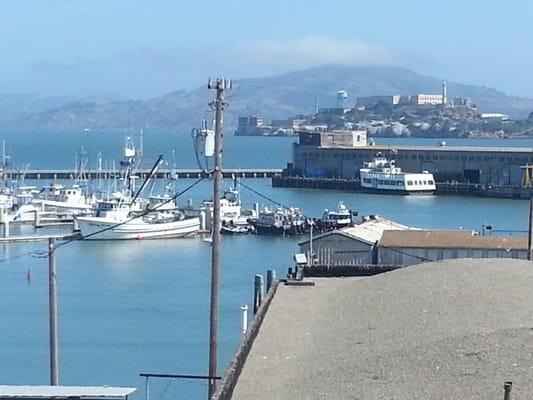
<box><xmin>139</xmin><ymin>373</ymin><xmax>221</xmax><ymax>380</ymax></box>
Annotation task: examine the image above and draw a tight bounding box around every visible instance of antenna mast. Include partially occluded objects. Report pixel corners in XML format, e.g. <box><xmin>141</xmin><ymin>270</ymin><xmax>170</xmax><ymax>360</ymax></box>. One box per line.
<box><xmin>207</xmin><ymin>77</ymin><xmax>231</xmax><ymax>399</ymax></box>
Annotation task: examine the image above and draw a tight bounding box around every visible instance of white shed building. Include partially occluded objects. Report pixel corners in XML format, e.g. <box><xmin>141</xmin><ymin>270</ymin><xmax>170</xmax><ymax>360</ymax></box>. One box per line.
<box><xmin>299</xmin><ymin>216</ymin><xmax>413</xmax><ymax>266</ymax></box>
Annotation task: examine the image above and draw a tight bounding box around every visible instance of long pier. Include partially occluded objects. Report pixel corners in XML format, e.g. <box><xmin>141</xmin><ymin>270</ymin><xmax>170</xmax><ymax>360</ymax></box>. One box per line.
<box><xmin>3</xmin><ymin>168</ymin><xmax>282</xmax><ymax>180</ymax></box>
<box><xmin>272</xmin><ymin>175</ymin><xmax>533</xmax><ymax>199</ymax></box>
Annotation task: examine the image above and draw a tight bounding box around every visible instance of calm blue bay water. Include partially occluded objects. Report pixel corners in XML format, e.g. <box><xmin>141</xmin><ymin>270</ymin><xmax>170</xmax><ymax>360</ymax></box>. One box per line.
<box><xmin>0</xmin><ymin>132</ymin><xmax>532</xmax><ymax>399</ymax></box>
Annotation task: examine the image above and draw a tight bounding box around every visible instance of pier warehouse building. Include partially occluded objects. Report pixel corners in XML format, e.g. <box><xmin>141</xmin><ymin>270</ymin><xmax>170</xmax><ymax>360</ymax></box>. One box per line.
<box><xmin>288</xmin><ymin>130</ymin><xmax>533</xmax><ymax>184</ymax></box>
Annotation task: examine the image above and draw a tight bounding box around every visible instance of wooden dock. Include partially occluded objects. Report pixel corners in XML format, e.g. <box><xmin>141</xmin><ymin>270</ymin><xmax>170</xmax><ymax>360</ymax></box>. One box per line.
<box><xmin>2</xmin><ymin>168</ymin><xmax>282</xmax><ymax>180</ymax></box>
<box><xmin>0</xmin><ymin>233</ymin><xmax>80</xmax><ymax>243</ymax></box>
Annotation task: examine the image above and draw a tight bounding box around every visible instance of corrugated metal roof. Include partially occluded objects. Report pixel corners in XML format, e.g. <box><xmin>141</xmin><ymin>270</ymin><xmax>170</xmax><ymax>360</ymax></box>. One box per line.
<box><xmin>299</xmin><ymin>217</ymin><xmax>414</xmax><ymax>246</ymax></box>
<box><xmin>379</xmin><ymin>230</ymin><xmax>528</xmax><ymax>250</ymax></box>
<box><xmin>0</xmin><ymin>386</ymin><xmax>137</xmax><ymax>399</ymax></box>
<box><xmin>341</xmin><ymin>218</ymin><xmax>413</xmax><ymax>244</ymax></box>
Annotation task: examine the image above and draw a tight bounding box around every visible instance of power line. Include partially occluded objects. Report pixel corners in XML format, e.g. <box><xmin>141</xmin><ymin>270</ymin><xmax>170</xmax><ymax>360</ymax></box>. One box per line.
<box><xmin>239</xmin><ymin>180</ymin><xmax>311</xmax><ymax>217</ymax></box>
<box><xmin>0</xmin><ymin>249</ymin><xmax>49</xmax><ymax>265</ymax></box>
<box><xmin>56</xmin><ymin>176</ymin><xmax>205</xmax><ymax>247</ymax></box>
<box><xmin>0</xmin><ymin>177</ymin><xmax>206</xmax><ymax>267</ymax></box>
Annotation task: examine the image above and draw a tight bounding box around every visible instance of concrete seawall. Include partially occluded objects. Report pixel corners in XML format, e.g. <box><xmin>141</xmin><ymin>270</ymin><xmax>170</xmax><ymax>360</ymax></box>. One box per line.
<box><xmin>213</xmin><ymin>280</ymin><xmax>280</xmax><ymax>400</ymax></box>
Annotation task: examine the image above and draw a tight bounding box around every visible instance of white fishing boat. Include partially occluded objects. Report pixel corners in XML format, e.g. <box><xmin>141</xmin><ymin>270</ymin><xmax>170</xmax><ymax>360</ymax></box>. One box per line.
<box><xmin>6</xmin><ymin>186</ymin><xmax>37</xmax><ymax>222</ymax></box>
<box><xmin>76</xmin><ymin>144</ymin><xmax>200</xmax><ymax>240</ymax></box>
<box><xmin>33</xmin><ymin>183</ymin><xmax>94</xmax><ymax>213</ymax></box>
<box><xmin>195</xmin><ymin>180</ymin><xmax>256</xmax><ymax>232</ymax></box>
<box><xmin>248</xmin><ymin>206</ymin><xmax>307</xmax><ymax>235</ymax></box>
<box><xmin>359</xmin><ymin>153</ymin><xmax>436</xmax><ymax>195</ymax></box>
<box><xmin>76</xmin><ymin>197</ymin><xmax>200</xmax><ymax>240</ymax></box>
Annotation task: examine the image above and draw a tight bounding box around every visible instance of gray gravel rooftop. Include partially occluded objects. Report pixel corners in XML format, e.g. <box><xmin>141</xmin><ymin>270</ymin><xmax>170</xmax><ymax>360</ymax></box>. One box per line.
<box><xmin>231</xmin><ymin>259</ymin><xmax>533</xmax><ymax>399</ymax></box>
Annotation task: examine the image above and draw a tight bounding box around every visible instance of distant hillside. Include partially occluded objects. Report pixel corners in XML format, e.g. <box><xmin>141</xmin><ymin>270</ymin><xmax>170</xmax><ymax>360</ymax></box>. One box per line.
<box><xmin>2</xmin><ymin>65</ymin><xmax>533</xmax><ymax>132</ymax></box>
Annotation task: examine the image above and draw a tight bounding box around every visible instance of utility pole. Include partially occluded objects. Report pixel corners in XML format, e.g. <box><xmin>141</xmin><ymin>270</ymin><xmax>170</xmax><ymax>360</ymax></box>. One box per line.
<box><xmin>207</xmin><ymin>77</ymin><xmax>231</xmax><ymax>399</ymax></box>
<box><xmin>48</xmin><ymin>238</ymin><xmax>59</xmax><ymax>385</ymax></box>
<box><xmin>527</xmin><ymin>197</ymin><xmax>533</xmax><ymax>261</ymax></box>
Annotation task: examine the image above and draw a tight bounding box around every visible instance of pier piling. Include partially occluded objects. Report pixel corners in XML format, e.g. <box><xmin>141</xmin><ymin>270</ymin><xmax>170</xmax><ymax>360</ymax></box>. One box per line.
<box><xmin>254</xmin><ymin>274</ymin><xmax>264</xmax><ymax>314</ymax></box>
<box><xmin>0</xmin><ymin>209</ymin><xmax>9</xmax><ymax>238</ymax></box>
<box><xmin>504</xmin><ymin>381</ymin><xmax>512</xmax><ymax>400</ymax></box>
<box><xmin>34</xmin><ymin>210</ymin><xmax>41</xmax><ymax>228</ymax></box>
<box><xmin>266</xmin><ymin>269</ymin><xmax>276</xmax><ymax>292</ymax></box>
<box><xmin>48</xmin><ymin>238</ymin><xmax>59</xmax><ymax>385</ymax></box>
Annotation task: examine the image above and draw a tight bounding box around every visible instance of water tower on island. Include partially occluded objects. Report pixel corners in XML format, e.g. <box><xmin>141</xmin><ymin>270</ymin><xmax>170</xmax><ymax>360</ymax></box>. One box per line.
<box><xmin>337</xmin><ymin>90</ymin><xmax>348</xmax><ymax>109</ymax></box>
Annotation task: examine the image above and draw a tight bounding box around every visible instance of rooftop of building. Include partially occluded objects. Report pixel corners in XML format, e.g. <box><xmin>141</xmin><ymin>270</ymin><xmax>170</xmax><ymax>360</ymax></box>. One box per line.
<box><xmin>379</xmin><ymin>229</ymin><xmax>528</xmax><ymax>250</ymax></box>
<box><xmin>0</xmin><ymin>386</ymin><xmax>137</xmax><ymax>399</ymax></box>
<box><xmin>297</xmin><ymin>142</ymin><xmax>533</xmax><ymax>153</ymax></box>
<box><xmin>231</xmin><ymin>259</ymin><xmax>533</xmax><ymax>399</ymax></box>
<box><xmin>300</xmin><ymin>216</ymin><xmax>413</xmax><ymax>246</ymax></box>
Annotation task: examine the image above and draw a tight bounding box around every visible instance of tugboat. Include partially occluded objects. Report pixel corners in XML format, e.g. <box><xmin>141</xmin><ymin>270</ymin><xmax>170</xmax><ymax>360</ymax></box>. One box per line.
<box><xmin>315</xmin><ymin>201</ymin><xmax>357</xmax><ymax>231</ymax></box>
<box><xmin>248</xmin><ymin>207</ymin><xmax>308</xmax><ymax>235</ymax></box>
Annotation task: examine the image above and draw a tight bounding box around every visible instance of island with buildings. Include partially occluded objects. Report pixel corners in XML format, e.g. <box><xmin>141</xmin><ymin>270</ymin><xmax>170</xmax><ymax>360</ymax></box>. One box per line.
<box><xmin>235</xmin><ymin>82</ymin><xmax>533</xmax><ymax>138</ymax></box>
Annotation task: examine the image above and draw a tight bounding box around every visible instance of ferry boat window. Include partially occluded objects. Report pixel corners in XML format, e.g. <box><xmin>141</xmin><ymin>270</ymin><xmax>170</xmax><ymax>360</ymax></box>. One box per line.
<box><xmin>428</xmin><ymin>180</ymin><xmax>434</xmax><ymax>184</ymax></box>
<box><xmin>418</xmin><ymin>155</ymin><xmax>424</xmax><ymax>160</ymax></box>
<box><xmin>423</xmin><ymin>181</ymin><xmax>427</xmax><ymax>184</ymax></box>
<box><xmin>432</xmin><ymin>155</ymin><xmax>438</xmax><ymax>160</ymax></box>
<box><xmin>407</xmin><ymin>181</ymin><xmax>413</xmax><ymax>185</ymax></box>
<box><xmin>412</xmin><ymin>155</ymin><xmax>417</xmax><ymax>160</ymax></box>
<box><xmin>378</xmin><ymin>180</ymin><xmax>384</xmax><ymax>184</ymax></box>
<box><xmin>397</xmin><ymin>181</ymin><xmax>403</xmax><ymax>186</ymax></box>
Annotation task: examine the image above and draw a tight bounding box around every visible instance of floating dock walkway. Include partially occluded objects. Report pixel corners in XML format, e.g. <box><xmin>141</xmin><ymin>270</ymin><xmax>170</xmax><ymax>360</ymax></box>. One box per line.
<box><xmin>3</xmin><ymin>168</ymin><xmax>282</xmax><ymax>180</ymax></box>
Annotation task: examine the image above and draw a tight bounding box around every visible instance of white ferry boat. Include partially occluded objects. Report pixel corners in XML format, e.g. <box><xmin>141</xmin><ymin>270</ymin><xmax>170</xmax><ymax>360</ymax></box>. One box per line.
<box><xmin>359</xmin><ymin>153</ymin><xmax>436</xmax><ymax>195</ymax></box>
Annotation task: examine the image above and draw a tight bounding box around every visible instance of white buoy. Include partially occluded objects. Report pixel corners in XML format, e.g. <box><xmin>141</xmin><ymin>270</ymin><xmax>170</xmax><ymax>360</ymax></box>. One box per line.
<box><xmin>240</xmin><ymin>304</ymin><xmax>249</xmax><ymax>335</ymax></box>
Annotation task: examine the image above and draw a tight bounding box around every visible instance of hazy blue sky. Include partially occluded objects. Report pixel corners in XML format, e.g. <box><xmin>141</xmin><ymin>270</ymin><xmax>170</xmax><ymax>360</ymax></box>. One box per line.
<box><xmin>1</xmin><ymin>0</ymin><xmax>532</xmax><ymax>98</ymax></box>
